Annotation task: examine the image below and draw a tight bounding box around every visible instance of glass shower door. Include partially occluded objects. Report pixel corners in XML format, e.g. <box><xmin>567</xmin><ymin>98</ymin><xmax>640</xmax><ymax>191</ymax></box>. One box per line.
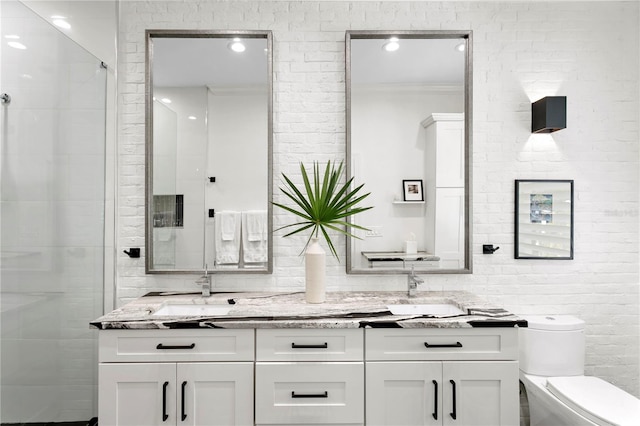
<box><xmin>1</xmin><ymin>1</ymin><xmax>106</xmax><ymax>422</ymax></box>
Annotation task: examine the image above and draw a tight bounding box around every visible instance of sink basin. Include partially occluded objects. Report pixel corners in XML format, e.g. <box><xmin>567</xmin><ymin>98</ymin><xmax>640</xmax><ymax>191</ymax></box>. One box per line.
<box><xmin>151</xmin><ymin>303</ymin><xmax>232</xmax><ymax>317</ymax></box>
<box><xmin>387</xmin><ymin>303</ymin><xmax>466</xmax><ymax>317</ymax></box>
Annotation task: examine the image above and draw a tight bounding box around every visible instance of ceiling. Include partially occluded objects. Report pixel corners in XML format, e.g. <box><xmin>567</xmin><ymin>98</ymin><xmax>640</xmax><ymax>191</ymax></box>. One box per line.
<box><xmin>152</xmin><ymin>37</ymin><xmax>269</xmax><ymax>87</ymax></box>
<box><xmin>351</xmin><ymin>37</ymin><xmax>465</xmax><ymax>86</ymax></box>
<box><xmin>152</xmin><ymin>35</ymin><xmax>465</xmax><ymax>88</ymax></box>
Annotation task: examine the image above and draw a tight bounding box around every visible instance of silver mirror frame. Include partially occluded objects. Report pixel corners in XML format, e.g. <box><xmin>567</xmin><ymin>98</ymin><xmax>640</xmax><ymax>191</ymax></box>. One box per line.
<box><xmin>345</xmin><ymin>30</ymin><xmax>473</xmax><ymax>275</ymax></box>
<box><xmin>145</xmin><ymin>29</ymin><xmax>273</xmax><ymax>274</ymax></box>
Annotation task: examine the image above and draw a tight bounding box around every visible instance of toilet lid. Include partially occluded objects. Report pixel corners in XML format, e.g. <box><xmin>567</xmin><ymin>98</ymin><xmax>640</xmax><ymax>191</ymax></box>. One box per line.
<box><xmin>546</xmin><ymin>376</ymin><xmax>640</xmax><ymax>426</ymax></box>
<box><xmin>522</xmin><ymin>315</ymin><xmax>584</xmax><ymax>331</ymax></box>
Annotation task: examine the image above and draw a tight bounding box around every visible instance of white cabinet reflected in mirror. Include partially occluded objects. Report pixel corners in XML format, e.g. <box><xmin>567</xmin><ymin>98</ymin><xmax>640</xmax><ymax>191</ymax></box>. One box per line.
<box><xmin>346</xmin><ymin>31</ymin><xmax>472</xmax><ymax>274</ymax></box>
<box><xmin>145</xmin><ymin>30</ymin><xmax>272</xmax><ymax>274</ymax></box>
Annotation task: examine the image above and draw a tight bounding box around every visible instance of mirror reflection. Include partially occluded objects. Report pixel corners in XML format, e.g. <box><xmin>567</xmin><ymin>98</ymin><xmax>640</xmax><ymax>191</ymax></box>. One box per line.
<box><xmin>346</xmin><ymin>31</ymin><xmax>472</xmax><ymax>274</ymax></box>
<box><xmin>146</xmin><ymin>30</ymin><xmax>272</xmax><ymax>273</ymax></box>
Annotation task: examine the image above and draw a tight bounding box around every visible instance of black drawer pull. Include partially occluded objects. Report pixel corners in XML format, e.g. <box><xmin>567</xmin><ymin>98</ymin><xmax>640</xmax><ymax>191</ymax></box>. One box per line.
<box><xmin>156</xmin><ymin>343</ymin><xmax>196</xmax><ymax>350</ymax></box>
<box><xmin>181</xmin><ymin>381</ymin><xmax>187</xmax><ymax>421</ymax></box>
<box><xmin>162</xmin><ymin>381</ymin><xmax>169</xmax><ymax>422</ymax></box>
<box><xmin>291</xmin><ymin>391</ymin><xmax>328</xmax><ymax>398</ymax></box>
<box><xmin>450</xmin><ymin>380</ymin><xmax>457</xmax><ymax>420</ymax></box>
<box><xmin>432</xmin><ymin>380</ymin><xmax>438</xmax><ymax>420</ymax></box>
<box><xmin>291</xmin><ymin>342</ymin><xmax>328</xmax><ymax>349</ymax></box>
<box><xmin>424</xmin><ymin>341</ymin><xmax>463</xmax><ymax>348</ymax></box>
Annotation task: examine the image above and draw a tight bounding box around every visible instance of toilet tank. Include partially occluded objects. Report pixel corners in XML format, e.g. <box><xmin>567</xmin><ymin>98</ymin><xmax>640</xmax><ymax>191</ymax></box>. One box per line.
<box><xmin>519</xmin><ymin>315</ymin><xmax>585</xmax><ymax>377</ymax></box>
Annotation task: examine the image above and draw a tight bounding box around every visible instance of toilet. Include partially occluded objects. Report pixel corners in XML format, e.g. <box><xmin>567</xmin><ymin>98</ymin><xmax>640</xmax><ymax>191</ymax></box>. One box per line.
<box><xmin>519</xmin><ymin>315</ymin><xmax>640</xmax><ymax>426</ymax></box>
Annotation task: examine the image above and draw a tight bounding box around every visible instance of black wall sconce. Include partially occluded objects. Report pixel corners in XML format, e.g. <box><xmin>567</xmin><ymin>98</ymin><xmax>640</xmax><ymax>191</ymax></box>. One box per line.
<box><xmin>531</xmin><ymin>96</ymin><xmax>566</xmax><ymax>133</ymax></box>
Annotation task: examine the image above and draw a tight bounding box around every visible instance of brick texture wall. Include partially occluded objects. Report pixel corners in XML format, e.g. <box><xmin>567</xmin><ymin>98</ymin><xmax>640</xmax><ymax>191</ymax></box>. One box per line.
<box><xmin>117</xmin><ymin>0</ymin><xmax>639</xmax><ymax>396</ymax></box>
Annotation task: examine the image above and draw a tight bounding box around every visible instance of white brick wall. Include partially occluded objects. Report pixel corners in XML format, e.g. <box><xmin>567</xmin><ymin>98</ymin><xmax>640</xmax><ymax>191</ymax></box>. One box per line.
<box><xmin>117</xmin><ymin>1</ymin><xmax>639</xmax><ymax>396</ymax></box>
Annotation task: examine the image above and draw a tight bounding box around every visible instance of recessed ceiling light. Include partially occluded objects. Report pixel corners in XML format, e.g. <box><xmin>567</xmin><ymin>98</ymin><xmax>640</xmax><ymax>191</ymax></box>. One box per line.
<box><xmin>8</xmin><ymin>41</ymin><xmax>27</xmax><ymax>50</ymax></box>
<box><xmin>52</xmin><ymin>17</ymin><xmax>71</xmax><ymax>30</ymax></box>
<box><xmin>4</xmin><ymin>35</ymin><xmax>20</xmax><ymax>40</ymax></box>
<box><xmin>382</xmin><ymin>37</ymin><xmax>400</xmax><ymax>52</ymax></box>
<box><xmin>188</xmin><ymin>116</ymin><xmax>197</xmax><ymax>120</ymax></box>
<box><xmin>161</xmin><ymin>98</ymin><xmax>172</xmax><ymax>104</ymax></box>
<box><xmin>228</xmin><ymin>38</ymin><xmax>246</xmax><ymax>53</ymax></box>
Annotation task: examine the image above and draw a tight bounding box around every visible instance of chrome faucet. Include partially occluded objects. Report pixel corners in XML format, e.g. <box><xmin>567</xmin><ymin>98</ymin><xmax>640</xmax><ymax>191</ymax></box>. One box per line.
<box><xmin>195</xmin><ymin>266</ymin><xmax>211</xmax><ymax>297</ymax></box>
<box><xmin>407</xmin><ymin>267</ymin><xmax>424</xmax><ymax>297</ymax></box>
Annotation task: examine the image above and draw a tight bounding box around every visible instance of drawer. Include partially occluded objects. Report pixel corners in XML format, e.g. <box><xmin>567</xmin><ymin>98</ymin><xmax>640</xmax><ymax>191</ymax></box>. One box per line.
<box><xmin>256</xmin><ymin>329</ymin><xmax>364</xmax><ymax>361</ymax></box>
<box><xmin>365</xmin><ymin>328</ymin><xmax>518</xmax><ymax>361</ymax></box>
<box><xmin>98</xmin><ymin>329</ymin><xmax>254</xmax><ymax>362</ymax></box>
<box><xmin>255</xmin><ymin>362</ymin><xmax>364</xmax><ymax>425</ymax></box>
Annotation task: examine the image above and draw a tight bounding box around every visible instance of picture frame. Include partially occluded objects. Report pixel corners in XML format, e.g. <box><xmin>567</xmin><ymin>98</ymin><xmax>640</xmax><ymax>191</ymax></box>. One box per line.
<box><xmin>515</xmin><ymin>179</ymin><xmax>574</xmax><ymax>259</ymax></box>
<box><xmin>402</xmin><ymin>179</ymin><xmax>424</xmax><ymax>202</ymax></box>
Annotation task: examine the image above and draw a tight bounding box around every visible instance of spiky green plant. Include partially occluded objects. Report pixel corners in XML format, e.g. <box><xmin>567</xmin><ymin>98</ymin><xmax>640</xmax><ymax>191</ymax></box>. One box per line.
<box><xmin>273</xmin><ymin>160</ymin><xmax>373</xmax><ymax>260</ymax></box>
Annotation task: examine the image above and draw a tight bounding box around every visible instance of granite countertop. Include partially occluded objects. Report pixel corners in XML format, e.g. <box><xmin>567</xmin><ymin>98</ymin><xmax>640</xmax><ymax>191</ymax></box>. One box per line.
<box><xmin>90</xmin><ymin>291</ymin><xmax>527</xmax><ymax>330</ymax></box>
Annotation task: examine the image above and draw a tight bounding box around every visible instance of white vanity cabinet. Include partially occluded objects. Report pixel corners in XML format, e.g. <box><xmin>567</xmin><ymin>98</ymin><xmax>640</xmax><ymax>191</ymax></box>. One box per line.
<box><xmin>98</xmin><ymin>329</ymin><xmax>254</xmax><ymax>426</ymax></box>
<box><xmin>96</xmin><ymin>318</ymin><xmax>521</xmax><ymax>425</ymax></box>
<box><xmin>365</xmin><ymin>328</ymin><xmax>519</xmax><ymax>426</ymax></box>
<box><xmin>255</xmin><ymin>329</ymin><xmax>365</xmax><ymax>426</ymax></box>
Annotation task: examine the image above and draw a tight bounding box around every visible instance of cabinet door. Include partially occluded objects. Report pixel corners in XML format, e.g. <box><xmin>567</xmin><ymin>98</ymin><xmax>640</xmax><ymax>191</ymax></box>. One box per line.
<box><xmin>434</xmin><ymin>187</ymin><xmax>465</xmax><ymax>269</ymax></box>
<box><xmin>178</xmin><ymin>362</ymin><xmax>253</xmax><ymax>426</ymax></box>
<box><xmin>434</xmin><ymin>120</ymin><xmax>464</xmax><ymax>188</ymax></box>
<box><xmin>366</xmin><ymin>362</ymin><xmax>441</xmax><ymax>426</ymax></box>
<box><xmin>442</xmin><ymin>361</ymin><xmax>519</xmax><ymax>426</ymax></box>
<box><xmin>99</xmin><ymin>363</ymin><xmax>176</xmax><ymax>426</ymax></box>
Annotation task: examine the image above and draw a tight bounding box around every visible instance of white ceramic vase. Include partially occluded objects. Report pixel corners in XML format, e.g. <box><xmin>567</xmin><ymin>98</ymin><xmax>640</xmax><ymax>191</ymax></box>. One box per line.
<box><xmin>304</xmin><ymin>237</ymin><xmax>326</xmax><ymax>303</ymax></box>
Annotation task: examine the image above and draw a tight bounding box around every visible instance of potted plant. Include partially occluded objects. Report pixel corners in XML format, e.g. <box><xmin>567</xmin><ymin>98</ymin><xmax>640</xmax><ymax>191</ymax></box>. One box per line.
<box><xmin>274</xmin><ymin>160</ymin><xmax>372</xmax><ymax>303</ymax></box>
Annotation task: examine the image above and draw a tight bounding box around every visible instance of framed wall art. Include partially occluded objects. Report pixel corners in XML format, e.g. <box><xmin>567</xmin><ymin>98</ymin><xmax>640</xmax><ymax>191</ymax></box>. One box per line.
<box><xmin>515</xmin><ymin>179</ymin><xmax>574</xmax><ymax>259</ymax></box>
<box><xmin>402</xmin><ymin>179</ymin><xmax>424</xmax><ymax>202</ymax></box>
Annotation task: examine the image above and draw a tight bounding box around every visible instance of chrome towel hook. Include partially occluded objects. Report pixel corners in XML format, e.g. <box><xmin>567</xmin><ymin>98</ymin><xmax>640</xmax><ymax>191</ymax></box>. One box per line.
<box><xmin>1</xmin><ymin>93</ymin><xmax>11</xmax><ymax>104</ymax></box>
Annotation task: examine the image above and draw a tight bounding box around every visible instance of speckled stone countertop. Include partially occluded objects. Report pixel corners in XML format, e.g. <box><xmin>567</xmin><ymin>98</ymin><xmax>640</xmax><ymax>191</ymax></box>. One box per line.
<box><xmin>90</xmin><ymin>291</ymin><xmax>527</xmax><ymax>330</ymax></box>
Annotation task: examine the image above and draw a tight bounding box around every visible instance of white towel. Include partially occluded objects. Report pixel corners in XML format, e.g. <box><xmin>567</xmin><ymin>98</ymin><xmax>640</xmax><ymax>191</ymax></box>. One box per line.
<box><xmin>245</xmin><ymin>210</ymin><xmax>267</xmax><ymax>241</ymax></box>
<box><xmin>220</xmin><ymin>211</ymin><xmax>238</xmax><ymax>241</ymax></box>
<box><xmin>215</xmin><ymin>211</ymin><xmax>241</xmax><ymax>265</ymax></box>
<box><xmin>241</xmin><ymin>210</ymin><xmax>267</xmax><ymax>263</ymax></box>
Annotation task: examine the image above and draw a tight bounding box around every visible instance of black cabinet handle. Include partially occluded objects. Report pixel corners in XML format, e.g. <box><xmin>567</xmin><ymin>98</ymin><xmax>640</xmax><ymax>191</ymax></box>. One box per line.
<box><xmin>156</xmin><ymin>343</ymin><xmax>196</xmax><ymax>350</ymax></box>
<box><xmin>432</xmin><ymin>380</ymin><xmax>438</xmax><ymax>420</ymax></box>
<box><xmin>424</xmin><ymin>342</ymin><xmax>463</xmax><ymax>348</ymax></box>
<box><xmin>450</xmin><ymin>380</ymin><xmax>457</xmax><ymax>420</ymax></box>
<box><xmin>291</xmin><ymin>391</ymin><xmax>328</xmax><ymax>398</ymax></box>
<box><xmin>181</xmin><ymin>381</ymin><xmax>187</xmax><ymax>421</ymax></box>
<box><xmin>162</xmin><ymin>381</ymin><xmax>169</xmax><ymax>422</ymax></box>
<box><xmin>291</xmin><ymin>342</ymin><xmax>328</xmax><ymax>349</ymax></box>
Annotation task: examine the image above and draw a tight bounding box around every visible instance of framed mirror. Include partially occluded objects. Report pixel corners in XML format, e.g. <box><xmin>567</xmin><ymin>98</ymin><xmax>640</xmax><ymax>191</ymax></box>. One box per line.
<box><xmin>515</xmin><ymin>179</ymin><xmax>574</xmax><ymax>259</ymax></box>
<box><xmin>346</xmin><ymin>30</ymin><xmax>472</xmax><ymax>274</ymax></box>
<box><xmin>145</xmin><ymin>30</ymin><xmax>273</xmax><ymax>274</ymax></box>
